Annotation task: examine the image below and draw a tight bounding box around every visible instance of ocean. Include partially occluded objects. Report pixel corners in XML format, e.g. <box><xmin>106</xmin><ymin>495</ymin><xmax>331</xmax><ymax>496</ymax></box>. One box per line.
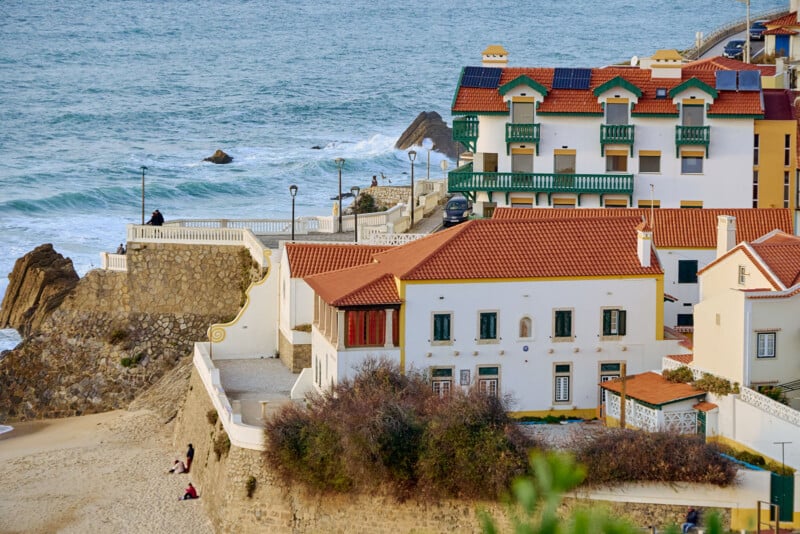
<box><xmin>0</xmin><ymin>0</ymin><xmax>785</xmax><ymax>351</ymax></box>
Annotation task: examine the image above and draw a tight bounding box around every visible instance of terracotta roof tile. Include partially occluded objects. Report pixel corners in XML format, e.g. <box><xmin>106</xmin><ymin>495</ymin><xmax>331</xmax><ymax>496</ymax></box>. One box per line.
<box><xmin>492</xmin><ymin>208</ymin><xmax>793</xmax><ymax>249</ymax></box>
<box><xmin>764</xmin><ymin>28</ymin><xmax>798</xmax><ymax>35</ymax></box>
<box><xmin>685</xmin><ymin>56</ymin><xmax>762</xmax><ymax>71</ymax></box>
<box><xmin>667</xmin><ymin>353</ymin><xmax>694</xmax><ymax>364</ymax></box>
<box><xmin>765</xmin><ymin>12</ymin><xmax>798</xmax><ymax>27</ymax></box>
<box><xmin>307</xmin><ymin>217</ymin><xmax>661</xmax><ymax>306</ymax></box>
<box><xmin>693</xmin><ymin>401</ymin><xmax>718</xmax><ymax>412</ymax></box>
<box><xmin>285</xmin><ymin>243</ymin><xmax>392</xmax><ymax>278</ymax></box>
<box><xmin>751</xmin><ymin>232</ymin><xmax>800</xmax><ymax>287</ymax></box>
<box><xmin>600</xmin><ymin>371</ymin><xmax>705</xmax><ymax>405</ymax></box>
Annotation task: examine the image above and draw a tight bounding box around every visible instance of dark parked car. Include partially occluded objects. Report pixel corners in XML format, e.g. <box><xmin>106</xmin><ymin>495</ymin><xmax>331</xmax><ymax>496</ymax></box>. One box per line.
<box><xmin>750</xmin><ymin>20</ymin><xmax>767</xmax><ymax>41</ymax></box>
<box><xmin>723</xmin><ymin>39</ymin><xmax>745</xmax><ymax>59</ymax></box>
<box><xmin>442</xmin><ymin>196</ymin><xmax>472</xmax><ymax>227</ymax></box>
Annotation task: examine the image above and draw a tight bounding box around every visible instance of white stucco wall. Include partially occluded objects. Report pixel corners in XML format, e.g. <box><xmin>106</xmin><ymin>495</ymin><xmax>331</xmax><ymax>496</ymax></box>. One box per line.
<box><xmin>310</xmin><ymin>327</ymin><xmax>400</xmax><ymax>391</ymax></box>
<box><xmin>749</xmin><ymin>296</ymin><xmax>800</xmax><ymax>385</ymax></box>
<box><xmin>401</xmin><ymin>277</ymin><xmax>682</xmax><ymax>414</ymax></box>
<box><xmin>694</xmin><ymin>286</ymin><xmax>747</xmax><ymax>384</ymax></box>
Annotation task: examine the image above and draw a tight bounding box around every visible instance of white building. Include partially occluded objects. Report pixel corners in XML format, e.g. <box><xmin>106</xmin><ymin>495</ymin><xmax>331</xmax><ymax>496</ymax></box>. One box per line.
<box><xmin>301</xmin><ymin>216</ymin><xmax>686</xmax><ymax>417</ymax></box>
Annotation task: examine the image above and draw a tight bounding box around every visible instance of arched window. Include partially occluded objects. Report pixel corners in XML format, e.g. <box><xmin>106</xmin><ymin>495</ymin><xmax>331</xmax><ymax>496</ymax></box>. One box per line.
<box><xmin>519</xmin><ymin>316</ymin><xmax>532</xmax><ymax>339</ymax></box>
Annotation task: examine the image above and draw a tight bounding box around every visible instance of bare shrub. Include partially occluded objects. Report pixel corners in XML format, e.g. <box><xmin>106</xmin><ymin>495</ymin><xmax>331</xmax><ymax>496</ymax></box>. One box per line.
<box><xmin>576</xmin><ymin>429</ymin><xmax>737</xmax><ymax>487</ymax></box>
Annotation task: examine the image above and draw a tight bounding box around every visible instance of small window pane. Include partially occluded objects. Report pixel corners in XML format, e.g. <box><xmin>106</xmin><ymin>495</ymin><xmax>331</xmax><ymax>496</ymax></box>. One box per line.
<box><xmin>681</xmin><ymin>156</ymin><xmax>703</xmax><ymax>174</ymax></box>
<box><xmin>678</xmin><ymin>260</ymin><xmax>698</xmax><ymax>283</ymax></box>
<box><xmin>682</xmin><ymin>105</ymin><xmax>704</xmax><ymax>126</ymax></box>
<box><xmin>433</xmin><ymin>313</ymin><xmax>451</xmax><ymax>341</ymax></box>
<box><xmin>757</xmin><ymin>332</ymin><xmax>776</xmax><ymax>358</ymax></box>
<box><xmin>554</xmin><ymin>154</ymin><xmax>576</xmax><ymax>174</ymax></box>
<box><xmin>554</xmin><ymin>310</ymin><xmax>572</xmax><ymax>338</ymax></box>
<box><xmin>606</xmin><ymin>155</ymin><xmax>628</xmax><ymax>172</ymax></box>
<box><xmin>639</xmin><ymin>155</ymin><xmax>660</xmax><ymax>173</ymax></box>
<box><xmin>606</xmin><ymin>103</ymin><xmax>629</xmax><ymax>125</ymax></box>
<box><xmin>479</xmin><ymin>312</ymin><xmax>497</xmax><ymax>340</ymax></box>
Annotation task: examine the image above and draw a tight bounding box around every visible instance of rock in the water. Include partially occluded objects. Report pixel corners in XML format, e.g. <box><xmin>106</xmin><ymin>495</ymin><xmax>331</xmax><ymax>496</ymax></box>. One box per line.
<box><xmin>0</xmin><ymin>244</ymin><xmax>79</xmax><ymax>337</ymax></box>
<box><xmin>395</xmin><ymin>111</ymin><xmax>462</xmax><ymax>160</ymax></box>
<box><xmin>203</xmin><ymin>149</ymin><xmax>233</xmax><ymax>164</ymax></box>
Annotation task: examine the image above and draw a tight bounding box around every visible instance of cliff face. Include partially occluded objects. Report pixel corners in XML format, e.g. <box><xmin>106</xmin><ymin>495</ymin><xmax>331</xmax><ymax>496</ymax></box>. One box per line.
<box><xmin>0</xmin><ymin>244</ymin><xmax>79</xmax><ymax>337</ymax></box>
<box><xmin>0</xmin><ymin>243</ymin><xmax>261</xmax><ymax>422</ymax></box>
<box><xmin>394</xmin><ymin>111</ymin><xmax>463</xmax><ymax>161</ymax></box>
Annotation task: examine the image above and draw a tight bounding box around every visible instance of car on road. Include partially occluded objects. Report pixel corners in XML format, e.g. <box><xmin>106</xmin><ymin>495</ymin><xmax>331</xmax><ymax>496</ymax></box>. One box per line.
<box><xmin>723</xmin><ymin>39</ymin><xmax>745</xmax><ymax>59</ymax></box>
<box><xmin>749</xmin><ymin>20</ymin><xmax>768</xmax><ymax>41</ymax></box>
<box><xmin>442</xmin><ymin>196</ymin><xmax>472</xmax><ymax>227</ymax></box>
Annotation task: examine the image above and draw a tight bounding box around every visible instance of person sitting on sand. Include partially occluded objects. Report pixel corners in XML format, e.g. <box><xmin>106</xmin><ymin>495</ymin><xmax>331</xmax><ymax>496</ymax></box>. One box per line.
<box><xmin>182</xmin><ymin>482</ymin><xmax>198</xmax><ymax>500</ymax></box>
<box><xmin>168</xmin><ymin>459</ymin><xmax>186</xmax><ymax>474</ymax></box>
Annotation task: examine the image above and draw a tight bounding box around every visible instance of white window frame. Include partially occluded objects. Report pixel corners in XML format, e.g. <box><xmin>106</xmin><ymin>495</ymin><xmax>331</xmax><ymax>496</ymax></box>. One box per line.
<box><xmin>477</xmin><ymin>365</ymin><xmax>500</xmax><ymax>397</ymax></box>
<box><xmin>554</xmin><ymin>363</ymin><xmax>572</xmax><ymax>404</ymax></box>
<box><xmin>756</xmin><ymin>332</ymin><xmax>776</xmax><ymax>359</ymax></box>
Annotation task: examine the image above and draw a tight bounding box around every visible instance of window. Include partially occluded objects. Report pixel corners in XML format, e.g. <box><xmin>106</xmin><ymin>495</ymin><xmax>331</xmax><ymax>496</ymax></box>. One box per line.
<box><xmin>478</xmin><ymin>366</ymin><xmax>499</xmax><ymax>397</ymax></box>
<box><xmin>553</xmin><ymin>198</ymin><xmax>576</xmax><ymax>208</ymax></box>
<box><xmin>606</xmin><ymin>102</ymin><xmax>629</xmax><ymax>125</ymax></box>
<box><xmin>512</xmin><ymin>152</ymin><xmax>534</xmax><ymax>173</ymax></box>
<box><xmin>604</xmin><ymin>198</ymin><xmax>628</xmax><ymax>208</ymax></box>
<box><xmin>753</xmin><ymin>171</ymin><xmax>759</xmax><ymax>208</ymax></box>
<box><xmin>680</xmin><ymin>200</ymin><xmax>703</xmax><ymax>209</ymax></box>
<box><xmin>753</xmin><ymin>133</ymin><xmax>759</xmax><ymax>165</ymax></box>
<box><xmin>785</xmin><ymin>134</ymin><xmax>791</xmax><ymax>166</ymax></box>
<box><xmin>346</xmin><ymin>310</ymin><xmax>386</xmax><ymax>347</ymax></box>
<box><xmin>519</xmin><ymin>316</ymin><xmax>532</xmax><ymax>339</ymax></box>
<box><xmin>738</xmin><ymin>265</ymin><xmax>747</xmax><ymax>285</ymax></box>
<box><xmin>512</xmin><ymin>101</ymin><xmax>535</xmax><ymax>123</ymax></box>
<box><xmin>637</xmin><ymin>200</ymin><xmax>660</xmax><ymax>208</ymax></box>
<box><xmin>553</xmin><ymin>309</ymin><xmax>573</xmax><ymax>340</ymax></box>
<box><xmin>681</xmin><ymin>155</ymin><xmax>703</xmax><ymax>174</ymax></box>
<box><xmin>554</xmin><ymin>153</ymin><xmax>576</xmax><ymax>174</ymax></box>
<box><xmin>431</xmin><ymin>367</ymin><xmax>454</xmax><ymax>396</ymax></box>
<box><xmin>639</xmin><ymin>154</ymin><xmax>661</xmax><ymax>173</ymax></box>
<box><xmin>554</xmin><ymin>364</ymin><xmax>571</xmax><ymax>403</ymax></box>
<box><xmin>432</xmin><ymin>313</ymin><xmax>452</xmax><ymax>343</ymax></box>
<box><xmin>678</xmin><ymin>260</ymin><xmax>698</xmax><ymax>284</ymax></box>
<box><xmin>682</xmin><ymin>104</ymin><xmax>704</xmax><ymax>126</ymax></box>
<box><xmin>757</xmin><ymin>332</ymin><xmax>776</xmax><ymax>358</ymax></box>
<box><xmin>677</xmin><ymin>314</ymin><xmax>694</xmax><ymax>327</ymax></box>
<box><xmin>784</xmin><ymin>171</ymin><xmax>790</xmax><ymax>208</ymax></box>
<box><xmin>606</xmin><ymin>154</ymin><xmax>628</xmax><ymax>172</ymax></box>
<box><xmin>602</xmin><ymin>309</ymin><xmax>627</xmax><ymax>337</ymax></box>
<box><xmin>599</xmin><ymin>363</ymin><xmax>622</xmax><ymax>404</ymax></box>
<box><xmin>479</xmin><ymin>311</ymin><xmax>498</xmax><ymax>341</ymax></box>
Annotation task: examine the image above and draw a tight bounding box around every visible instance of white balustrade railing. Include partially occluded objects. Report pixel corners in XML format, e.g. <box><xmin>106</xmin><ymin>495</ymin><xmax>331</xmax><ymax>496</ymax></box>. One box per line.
<box><xmin>100</xmin><ymin>252</ymin><xmax>128</xmax><ymax>272</ymax></box>
<box><xmin>363</xmin><ymin>231</ymin><xmax>427</xmax><ymax>246</ymax></box>
<box><xmin>740</xmin><ymin>386</ymin><xmax>800</xmax><ymax>427</ymax></box>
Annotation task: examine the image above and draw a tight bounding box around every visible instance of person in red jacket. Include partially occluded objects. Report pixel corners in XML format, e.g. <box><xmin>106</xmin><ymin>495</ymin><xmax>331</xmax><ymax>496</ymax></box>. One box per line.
<box><xmin>181</xmin><ymin>482</ymin><xmax>198</xmax><ymax>500</ymax></box>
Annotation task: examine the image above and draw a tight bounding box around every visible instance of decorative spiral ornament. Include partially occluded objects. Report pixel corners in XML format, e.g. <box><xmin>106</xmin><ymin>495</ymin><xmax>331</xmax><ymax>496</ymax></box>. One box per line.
<box><xmin>209</xmin><ymin>326</ymin><xmax>226</xmax><ymax>343</ymax></box>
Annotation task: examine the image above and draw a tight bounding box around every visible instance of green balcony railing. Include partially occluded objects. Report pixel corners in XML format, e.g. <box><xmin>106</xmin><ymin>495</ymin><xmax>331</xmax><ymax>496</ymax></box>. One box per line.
<box><xmin>448</xmin><ymin>163</ymin><xmax>633</xmax><ymax>203</ymax></box>
<box><xmin>452</xmin><ymin>116</ymin><xmax>479</xmax><ymax>152</ymax></box>
<box><xmin>675</xmin><ymin>125</ymin><xmax>710</xmax><ymax>157</ymax></box>
<box><xmin>600</xmin><ymin>124</ymin><xmax>635</xmax><ymax>156</ymax></box>
<box><xmin>505</xmin><ymin>122</ymin><xmax>541</xmax><ymax>155</ymax></box>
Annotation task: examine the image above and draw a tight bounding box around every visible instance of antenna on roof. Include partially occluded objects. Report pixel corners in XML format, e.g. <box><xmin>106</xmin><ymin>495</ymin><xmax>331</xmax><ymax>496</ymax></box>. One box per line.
<box><xmin>630</xmin><ymin>55</ymin><xmax>639</xmax><ymax>67</ymax></box>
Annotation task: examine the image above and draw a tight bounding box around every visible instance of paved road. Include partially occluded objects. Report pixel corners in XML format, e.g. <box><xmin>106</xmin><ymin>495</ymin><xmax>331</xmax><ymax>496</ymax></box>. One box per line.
<box><xmin>699</xmin><ymin>30</ymin><xmax>766</xmax><ymax>61</ymax></box>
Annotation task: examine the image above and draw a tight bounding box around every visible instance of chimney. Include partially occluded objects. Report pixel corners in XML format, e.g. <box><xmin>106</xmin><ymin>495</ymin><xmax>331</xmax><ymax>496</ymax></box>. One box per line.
<box><xmin>482</xmin><ymin>45</ymin><xmax>509</xmax><ymax>67</ymax></box>
<box><xmin>716</xmin><ymin>215</ymin><xmax>737</xmax><ymax>258</ymax></box>
<box><xmin>636</xmin><ymin>221</ymin><xmax>652</xmax><ymax>268</ymax></box>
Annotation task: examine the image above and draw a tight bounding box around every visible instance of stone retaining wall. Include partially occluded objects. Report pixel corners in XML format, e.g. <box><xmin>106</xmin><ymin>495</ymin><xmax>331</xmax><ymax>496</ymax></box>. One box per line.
<box><xmin>277</xmin><ymin>329</ymin><xmax>310</xmax><ymax>373</ymax></box>
<box><xmin>176</xmin><ymin>367</ymin><xmax>731</xmax><ymax>533</ymax></box>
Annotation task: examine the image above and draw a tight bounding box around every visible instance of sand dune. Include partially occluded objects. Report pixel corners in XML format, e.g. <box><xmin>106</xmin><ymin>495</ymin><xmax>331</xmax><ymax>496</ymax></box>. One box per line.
<box><xmin>0</xmin><ymin>410</ymin><xmax>213</xmax><ymax>534</ymax></box>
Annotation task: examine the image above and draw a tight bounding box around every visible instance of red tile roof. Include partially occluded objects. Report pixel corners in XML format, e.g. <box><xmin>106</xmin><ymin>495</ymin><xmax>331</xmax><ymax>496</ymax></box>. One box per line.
<box><xmin>751</xmin><ymin>232</ymin><xmax>800</xmax><ymax>287</ymax></box>
<box><xmin>764</xmin><ymin>27</ymin><xmax>798</xmax><ymax>35</ymax></box>
<box><xmin>693</xmin><ymin>401</ymin><xmax>718</xmax><ymax>412</ymax></box>
<box><xmin>492</xmin><ymin>208</ymin><xmax>793</xmax><ymax>249</ymax></box>
<box><xmin>667</xmin><ymin>353</ymin><xmax>694</xmax><ymax>364</ymax></box>
<box><xmin>453</xmin><ymin>62</ymin><xmax>765</xmax><ymax>116</ymax></box>
<box><xmin>285</xmin><ymin>243</ymin><xmax>392</xmax><ymax>278</ymax></box>
<box><xmin>600</xmin><ymin>371</ymin><xmax>705</xmax><ymax>406</ymax></box>
<box><xmin>765</xmin><ymin>12</ymin><xmax>798</xmax><ymax>27</ymax></box>
<box><xmin>306</xmin><ymin>217</ymin><xmax>662</xmax><ymax>306</ymax></box>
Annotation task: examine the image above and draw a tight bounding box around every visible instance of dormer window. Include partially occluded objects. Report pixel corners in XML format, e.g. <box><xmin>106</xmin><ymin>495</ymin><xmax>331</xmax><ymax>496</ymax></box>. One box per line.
<box><xmin>655</xmin><ymin>88</ymin><xmax>667</xmax><ymax>99</ymax></box>
<box><xmin>682</xmin><ymin>103</ymin><xmax>704</xmax><ymax>126</ymax></box>
<box><xmin>605</xmin><ymin>102</ymin><xmax>629</xmax><ymax>125</ymax></box>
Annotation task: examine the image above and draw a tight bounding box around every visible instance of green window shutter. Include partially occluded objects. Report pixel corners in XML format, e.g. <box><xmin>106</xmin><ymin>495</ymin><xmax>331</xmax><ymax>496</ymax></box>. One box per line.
<box><xmin>480</xmin><ymin>312</ymin><xmax>497</xmax><ymax>339</ymax></box>
<box><xmin>603</xmin><ymin>310</ymin><xmax>612</xmax><ymax>335</ymax></box>
<box><xmin>555</xmin><ymin>310</ymin><xmax>572</xmax><ymax>337</ymax></box>
<box><xmin>433</xmin><ymin>314</ymin><xmax>451</xmax><ymax>341</ymax></box>
<box><xmin>618</xmin><ymin>310</ymin><xmax>627</xmax><ymax>335</ymax></box>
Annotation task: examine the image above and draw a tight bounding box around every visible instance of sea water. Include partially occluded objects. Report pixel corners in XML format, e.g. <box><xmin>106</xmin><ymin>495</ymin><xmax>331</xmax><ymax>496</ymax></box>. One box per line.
<box><xmin>0</xmin><ymin>0</ymin><xmax>785</xmax><ymax>350</ymax></box>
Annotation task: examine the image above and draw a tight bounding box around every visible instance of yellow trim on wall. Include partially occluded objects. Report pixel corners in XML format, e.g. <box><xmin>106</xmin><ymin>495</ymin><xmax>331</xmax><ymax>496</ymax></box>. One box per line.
<box><xmin>509</xmin><ymin>196</ymin><xmax>534</xmax><ymax>204</ymax></box>
<box><xmin>655</xmin><ymin>275</ymin><xmax>664</xmax><ymax>340</ymax></box>
<box><xmin>553</xmin><ymin>198</ymin><xmax>576</xmax><ymax>206</ymax></box>
<box><xmin>681</xmin><ymin>150</ymin><xmax>705</xmax><ymax>158</ymax></box>
<box><xmin>511</xmin><ymin>147</ymin><xmax>535</xmax><ymax>155</ymax></box>
<box><xmin>399</xmin><ymin>280</ymin><xmax>406</xmax><ymax>373</ymax></box>
<box><xmin>637</xmin><ymin>200</ymin><xmax>661</xmax><ymax>208</ymax></box>
<box><xmin>682</xmin><ymin>99</ymin><xmax>704</xmax><ymax>106</ymax></box>
<box><xmin>605</xmin><ymin>149</ymin><xmax>628</xmax><ymax>156</ymax></box>
<box><xmin>402</xmin><ymin>274</ymin><xmax>663</xmax><ymax>286</ymax></box>
<box><xmin>680</xmin><ymin>200</ymin><xmax>703</xmax><ymax>208</ymax></box>
<box><xmin>638</xmin><ymin>150</ymin><xmax>661</xmax><ymax>157</ymax></box>
<box><xmin>510</xmin><ymin>408</ymin><xmax>597</xmax><ymax>420</ymax></box>
<box><xmin>554</xmin><ymin>148</ymin><xmax>576</xmax><ymax>155</ymax></box>
<box><xmin>604</xmin><ymin>199</ymin><xmax>628</xmax><ymax>207</ymax></box>
<box><xmin>606</xmin><ymin>97</ymin><xmax>629</xmax><ymax>104</ymax></box>
<box><xmin>511</xmin><ymin>96</ymin><xmax>535</xmax><ymax>103</ymax></box>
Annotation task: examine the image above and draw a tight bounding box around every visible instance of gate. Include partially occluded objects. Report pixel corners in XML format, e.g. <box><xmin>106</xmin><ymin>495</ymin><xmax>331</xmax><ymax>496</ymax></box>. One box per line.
<box><xmin>696</xmin><ymin>410</ymin><xmax>706</xmax><ymax>435</ymax></box>
<box><xmin>770</xmin><ymin>472</ymin><xmax>794</xmax><ymax>522</ymax></box>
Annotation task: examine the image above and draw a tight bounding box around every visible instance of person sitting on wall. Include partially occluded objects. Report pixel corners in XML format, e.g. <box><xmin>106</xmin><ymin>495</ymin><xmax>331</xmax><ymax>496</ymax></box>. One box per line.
<box><xmin>681</xmin><ymin>506</ymin><xmax>699</xmax><ymax>533</ymax></box>
<box><xmin>145</xmin><ymin>209</ymin><xmax>164</xmax><ymax>226</ymax></box>
<box><xmin>181</xmin><ymin>482</ymin><xmax>198</xmax><ymax>500</ymax></box>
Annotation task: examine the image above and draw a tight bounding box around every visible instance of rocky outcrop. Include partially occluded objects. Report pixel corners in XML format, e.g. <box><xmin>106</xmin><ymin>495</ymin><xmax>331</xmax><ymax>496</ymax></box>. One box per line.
<box><xmin>0</xmin><ymin>244</ymin><xmax>79</xmax><ymax>337</ymax></box>
<box><xmin>394</xmin><ymin>111</ymin><xmax>462</xmax><ymax>160</ymax></box>
<box><xmin>0</xmin><ymin>243</ymin><xmax>261</xmax><ymax>422</ymax></box>
<box><xmin>204</xmin><ymin>149</ymin><xmax>233</xmax><ymax>164</ymax></box>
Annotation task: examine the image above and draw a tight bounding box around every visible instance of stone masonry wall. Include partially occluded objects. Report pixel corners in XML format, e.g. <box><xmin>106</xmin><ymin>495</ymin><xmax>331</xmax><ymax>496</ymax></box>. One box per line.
<box><xmin>175</xmin><ymin>368</ymin><xmax>732</xmax><ymax>533</ymax></box>
<box><xmin>0</xmin><ymin>243</ymin><xmax>260</xmax><ymax>422</ymax></box>
<box><xmin>278</xmin><ymin>329</ymin><xmax>310</xmax><ymax>373</ymax></box>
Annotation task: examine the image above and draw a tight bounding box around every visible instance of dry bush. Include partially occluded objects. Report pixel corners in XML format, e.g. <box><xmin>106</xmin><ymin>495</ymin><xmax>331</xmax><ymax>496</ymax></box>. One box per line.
<box><xmin>576</xmin><ymin>429</ymin><xmax>737</xmax><ymax>487</ymax></box>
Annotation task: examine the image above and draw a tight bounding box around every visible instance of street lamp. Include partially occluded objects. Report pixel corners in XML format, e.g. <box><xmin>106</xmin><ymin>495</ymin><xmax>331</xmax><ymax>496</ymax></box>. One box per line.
<box><xmin>737</xmin><ymin>0</ymin><xmax>751</xmax><ymax>63</ymax></box>
<box><xmin>334</xmin><ymin>157</ymin><xmax>345</xmax><ymax>232</ymax></box>
<box><xmin>350</xmin><ymin>185</ymin><xmax>360</xmax><ymax>243</ymax></box>
<box><xmin>423</xmin><ymin>138</ymin><xmax>433</xmax><ymax>180</ymax></box>
<box><xmin>441</xmin><ymin>159</ymin><xmax>449</xmax><ymax>191</ymax></box>
<box><xmin>408</xmin><ymin>150</ymin><xmax>417</xmax><ymax>228</ymax></box>
<box><xmin>140</xmin><ymin>165</ymin><xmax>148</xmax><ymax>225</ymax></box>
<box><xmin>289</xmin><ymin>184</ymin><xmax>298</xmax><ymax>241</ymax></box>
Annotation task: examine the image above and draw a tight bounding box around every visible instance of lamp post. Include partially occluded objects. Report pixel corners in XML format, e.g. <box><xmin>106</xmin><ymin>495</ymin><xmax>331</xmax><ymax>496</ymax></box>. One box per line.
<box><xmin>422</xmin><ymin>138</ymin><xmax>433</xmax><ymax>180</ymax></box>
<box><xmin>408</xmin><ymin>150</ymin><xmax>417</xmax><ymax>228</ymax></box>
<box><xmin>289</xmin><ymin>184</ymin><xmax>298</xmax><ymax>241</ymax></box>
<box><xmin>140</xmin><ymin>165</ymin><xmax>148</xmax><ymax>224</ymax></box>
<box><xmin>350</xmin><ymin>185</ymin><xmax>360</xmax><ymax>243</ymax></box>
<box><xmin>334</xmin><ymin>157</ymin><xmax>345</xmax><ymax>231</ymax></box>
<box><xmin>774</xmin><ymin>441</ymin><xmax>792</xmax><ymax>474</ymax></box>
<box><xmin>440</xmin><ymin>159</ymin><xmax>449</xmax><ymax>192</ymax></box>
<box><xmin>737</xmin><ymin>0</ymin><xmax>751</xmax><ymax>63</ymax></box>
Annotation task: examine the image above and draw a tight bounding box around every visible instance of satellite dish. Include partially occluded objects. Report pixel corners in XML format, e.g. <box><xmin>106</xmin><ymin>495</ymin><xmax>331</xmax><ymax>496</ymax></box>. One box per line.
<box><xmin>630</xmin><ymin>55</ymin><xmax>639</xmax><ymax>66</ymax></box>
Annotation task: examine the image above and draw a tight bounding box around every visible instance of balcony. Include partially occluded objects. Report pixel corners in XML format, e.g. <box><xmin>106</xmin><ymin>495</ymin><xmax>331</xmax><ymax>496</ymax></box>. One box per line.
<box><xmin>505</xmin><ymin>123</ymin><xmax>540</xmax><ymax>154</ymax></box>
<box><xmin>452</xmin><ymin>116</ymin><xmax>479</xmax><ymax>152</ymax></box>
<box><xmin>600</xmin><ymin>124</ymin><xmax>635</xmax><ymax>156</ymax></box>
<box><xmin>448</xmin><ymin>163</ymin><xmax>633</xmax><ymax>205</ymax></box>
<box><xmin>675</xmin><ymin>125</ymin><xmax>710</xmax><ymax>157</ymax></box>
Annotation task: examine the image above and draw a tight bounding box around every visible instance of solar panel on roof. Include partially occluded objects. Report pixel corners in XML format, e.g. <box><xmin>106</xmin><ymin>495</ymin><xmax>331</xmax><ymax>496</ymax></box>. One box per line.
<box><xmin>738</xmin><ymin>70</ymin><xmax>761</xmax><ymax>91</ymax></box>
<box><xmin>552</xmin><ymin>68</ymin><xmax>572</xmax><ymax>89</ymax></box>
<box><xmin>572</xmin><ymin>68</ymin><xmax>592</xmax><ymax>89</ymax></box>
<box><xmin>461</xmin><ymin>66</ymin><xmax>502</xmax><ymax>88</ymax></box>
<box><xmin>715</xmin><ymin>71</ymin><xmax>737</xmax><ymax>91</ymax></box>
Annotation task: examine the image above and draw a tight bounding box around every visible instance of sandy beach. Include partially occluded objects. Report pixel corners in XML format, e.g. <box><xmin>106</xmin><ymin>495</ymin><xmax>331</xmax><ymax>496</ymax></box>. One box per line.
<box><xmin>0</xmin><ymin>410</ymin><xmax>214</xmax><ymax>534</ymax></box>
